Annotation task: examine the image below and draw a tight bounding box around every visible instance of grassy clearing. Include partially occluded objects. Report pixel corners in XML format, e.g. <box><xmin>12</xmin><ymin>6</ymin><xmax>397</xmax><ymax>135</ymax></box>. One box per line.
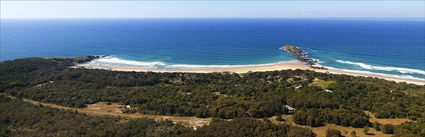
<box><xmin>267</xmin><ymin>113</ymin><xmax>409</xmax><ymax>137</ymax></box>
<box><xmin>309</xmin><ymin>112</ymin><xmax>411</xmax><ymax>137</ymax></box>
<box><xmin>2</xmin><ymin>93</ymin><xmax>414</xmax><ymax>136</ymax></box>
<box><xmin>18</xmin><ymin>96</ymin><xmax>211</xmax><ymax>128</ymax></box>
<box><xmin>365</xmin><ymin>111</ymin><xmax>411</xmax><ymax>125</ymax></box>
<box><xmin>309</xmin><ymin>78</ymin><xmax>336</xmax><ymax>89</ymax></box>
<box><xmin>403</xmin><ymin>88</ymin><xmax>425</xmax><ymax>97</ymax></box>
<box><xmin>311</xmin><ymin>124</ymin><xmax>391</xmax><ymax>137</ymax></box>
<box><xmin>267</xmin><ymin>117</ymin><xmax>390</xmax><ymax>137</ymax></box>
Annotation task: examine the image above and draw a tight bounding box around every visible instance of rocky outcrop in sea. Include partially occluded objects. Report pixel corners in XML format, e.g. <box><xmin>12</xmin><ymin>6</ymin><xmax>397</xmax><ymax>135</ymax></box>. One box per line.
<box><xmin>280</xmin><ymin>45</ymin><xmax>326</xmax><ymax>70</ymax></box>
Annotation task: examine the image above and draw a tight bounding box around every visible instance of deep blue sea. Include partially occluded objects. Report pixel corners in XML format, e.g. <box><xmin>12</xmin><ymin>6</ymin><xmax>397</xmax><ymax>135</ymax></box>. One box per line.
<box><xmin>1</xmin><ymin>19</ymin><xmax>424</xmax><ymax>80</ymax></box>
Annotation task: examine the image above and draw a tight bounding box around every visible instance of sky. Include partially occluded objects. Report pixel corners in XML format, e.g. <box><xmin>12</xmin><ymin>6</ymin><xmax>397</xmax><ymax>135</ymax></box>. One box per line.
<box><xmin>1</xmin><ymin>1</ymin><xmax>424</xmax><ymax>19</ymax></box>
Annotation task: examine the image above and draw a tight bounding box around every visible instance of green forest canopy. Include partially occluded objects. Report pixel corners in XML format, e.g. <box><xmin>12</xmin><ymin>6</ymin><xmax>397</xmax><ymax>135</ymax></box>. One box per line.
<box><xmin>1</xmin><ymin>57</ymin><xmax>425</xmax><ymax>136</ymax></box>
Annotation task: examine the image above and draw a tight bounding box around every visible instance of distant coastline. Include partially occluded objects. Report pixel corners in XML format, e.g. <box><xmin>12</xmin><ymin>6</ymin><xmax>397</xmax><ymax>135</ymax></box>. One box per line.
<box><xmin>75</xmin><ymin>56</ymin><xmax>425</xmax><ymax>85</ymax></box>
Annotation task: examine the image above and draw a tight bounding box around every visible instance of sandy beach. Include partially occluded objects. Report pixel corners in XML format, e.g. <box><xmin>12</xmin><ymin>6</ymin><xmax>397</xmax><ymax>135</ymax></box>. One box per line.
<box><xmin>76</xmin><ymin>60</ymin><xmax>425</xmax><ymax>85</ymax></box>
<box><xmin>323</xmin><ymin>68</ymin><xmax>425</xmax><ymax>85</ymax></box>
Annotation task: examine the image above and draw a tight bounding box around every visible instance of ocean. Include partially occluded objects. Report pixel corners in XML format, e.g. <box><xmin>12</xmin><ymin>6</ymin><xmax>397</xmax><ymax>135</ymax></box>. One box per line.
<box><xmin>1</xmin><ymin>19</ymin><xmax>424</xmax><ymax>80</ymax></box>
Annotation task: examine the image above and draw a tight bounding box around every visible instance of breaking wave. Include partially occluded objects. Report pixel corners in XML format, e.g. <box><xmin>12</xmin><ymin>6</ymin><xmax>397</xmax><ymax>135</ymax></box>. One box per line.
<box><xmin>79</xmin><ymin>55</ymin><xmax>297</xmax><ymax>69</ymax></box>
<box><xmin>80</xmin><ymin>56</ymin><xmax>168</xmax><ymax>68</ymax></box>
<box><xmin>336</xmin><ymin>60</ymin><xmax>425</xmax><ymax>75</ymax></box>
<box><xmin>325</xmin><ymin>66</ymin><xmax>425</xmax><ymax>81</ymax></box>
<box><xmin>77</xmin><ymin>56</ymin><xmax>425</xmax><ymax>82</ymax></box>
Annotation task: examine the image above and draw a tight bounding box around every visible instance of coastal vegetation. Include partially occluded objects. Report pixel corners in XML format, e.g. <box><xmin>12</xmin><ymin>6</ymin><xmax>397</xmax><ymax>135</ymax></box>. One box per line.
<box><xmin>0</xmin><ymin>95</ymin><xmax>190</xmax><ymax>137</ymax></box>
<box><xmin>0</xmin><ymin>95</ymin><xmax>314</xmax><ymax>137</ymax></box>
<box><xmin>393</xmin><ymin>120</ymin><xmax>425</xmax><ymax>137</ymax></box>
<box><xmin>1</xmin><ymin>57</ymin><xmax>425</xmax><ymax>136</ymax></box>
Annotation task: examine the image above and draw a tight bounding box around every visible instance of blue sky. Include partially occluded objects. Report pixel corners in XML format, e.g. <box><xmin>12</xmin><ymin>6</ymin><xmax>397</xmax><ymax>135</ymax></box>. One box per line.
<box><xmin>1</xmin><ymin>1</ymin><xmax>424</xmax><ymax>18</ymax></box>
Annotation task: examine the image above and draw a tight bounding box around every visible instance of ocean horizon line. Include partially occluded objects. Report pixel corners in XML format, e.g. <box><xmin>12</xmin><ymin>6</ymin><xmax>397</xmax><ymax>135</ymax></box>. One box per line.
<box><xmin>1</xmin><ymin>17</ymin><xmax>424</xmax><ymax>21</ymax></box>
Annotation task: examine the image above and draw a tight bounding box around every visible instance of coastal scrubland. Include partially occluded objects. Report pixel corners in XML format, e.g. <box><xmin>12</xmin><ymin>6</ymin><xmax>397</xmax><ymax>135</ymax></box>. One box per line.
<box><xmin>1</xmin><ymin>57</ymin><xmax>425</xmax><ymax>137</ymax></box>
<box><xmin>0</xmin><ymin>95</ymin><xmax>315</xmax><ymax>137</ymax></box>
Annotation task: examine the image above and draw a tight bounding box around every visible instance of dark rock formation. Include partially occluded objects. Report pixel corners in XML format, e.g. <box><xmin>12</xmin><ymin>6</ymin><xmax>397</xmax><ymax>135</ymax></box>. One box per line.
<box><xmin>280</xmin><ymin>45</ymin><xmax>307</xmax><ymax>57</ymax></box>
<box><xmin>66</xmin><ymin>55</ymin><xmax>102</xmax><ymax>65</ymax></box>
<box><xmin>280</xmin><ymin>45</ymin><xmax>326</xmax><ymax>70</ymax></box>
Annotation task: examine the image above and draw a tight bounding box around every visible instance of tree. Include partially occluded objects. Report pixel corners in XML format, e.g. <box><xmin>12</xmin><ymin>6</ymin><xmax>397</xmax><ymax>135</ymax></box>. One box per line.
<box><xmin>326</xmin><ymin>128</ymin><xmax>342</xmax><ymax>137</ymax></box>
<box><xmin>382</xmin><ymin>124</ymin><xmax>394</xmax><ymax>134</ymax></box>
<box><xmin>288</xmin><ymin>126</ymin><xmax>315</xmax><ymax>137</ymax></box>
<box><xmin>2</xmin><ymin>57</ymin><xmax>425</xmax><ymax>133</ymax></box>
<box><xmin>373</xmin><ymin>122</ymin><xmax>381</xmax><ymax>131</ymax></box>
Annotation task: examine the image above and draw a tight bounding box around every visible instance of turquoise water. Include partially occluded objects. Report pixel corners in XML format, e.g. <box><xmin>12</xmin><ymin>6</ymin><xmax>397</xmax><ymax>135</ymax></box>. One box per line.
<box><xmin>1</xmin><ymin>19</ymin><xmax>424</xmax><ymax>80</ymax></box>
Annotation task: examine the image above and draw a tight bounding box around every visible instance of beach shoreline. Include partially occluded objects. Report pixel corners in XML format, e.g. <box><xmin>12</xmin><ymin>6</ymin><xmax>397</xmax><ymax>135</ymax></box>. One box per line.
<box><xmin>75</xmin><ymin>60</ymin><xmax>425</xmax><ymax>85</ymax></box>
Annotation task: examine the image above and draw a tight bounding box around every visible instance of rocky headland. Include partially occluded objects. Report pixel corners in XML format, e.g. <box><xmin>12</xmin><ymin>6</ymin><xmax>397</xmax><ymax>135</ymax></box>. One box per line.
<box><xmin>66</xmin><ymin>55</ymin><xmax>103</xmax><ymax>65</ymax></box>
<box><xmin>280</xmin><ymin>44</ymin><xmax>326</xmax><ymax>70</ymax></box>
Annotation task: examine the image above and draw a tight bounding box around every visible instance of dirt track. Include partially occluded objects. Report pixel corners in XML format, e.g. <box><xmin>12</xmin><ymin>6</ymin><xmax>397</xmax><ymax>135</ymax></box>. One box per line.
<box><xmin>0</xmin><ymin>93</ymin><xmax>210</xmax><ymax>128</ymax></box>
<box><xmin>3</xmin><ymin>94</ymin><xmax>410</xmax><ymax>136</ymax></box>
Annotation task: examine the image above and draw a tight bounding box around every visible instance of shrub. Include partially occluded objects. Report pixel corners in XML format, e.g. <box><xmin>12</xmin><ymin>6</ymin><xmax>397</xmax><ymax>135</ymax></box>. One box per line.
<box><xmin>326</xmin><ymin>128</ymin><xmax>343</xmax><ymax>137</ymax></box>
<box><xmin>382</xmin><ymin>124</ymin><xmax>394</xmax><ymax>134</ymax></box>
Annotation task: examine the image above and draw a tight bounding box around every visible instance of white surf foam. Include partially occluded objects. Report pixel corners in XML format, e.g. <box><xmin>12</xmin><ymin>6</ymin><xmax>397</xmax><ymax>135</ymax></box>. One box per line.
<box><xmin>325</xmin><ymin>66</ymin><xmax>425</xmax><ymax>82</ymax></box>
<box><xmin>169</xmin><ymin>61</ymin><xmax>297</xmax><ymax>68</ymax></box>
<box><xmin>79</xmin><ymin>56</ymin><xmax>298</xmax><ymax>69</ymax></box>
<box><xmin>79</xmin><ymin>56</ymin><xmax>167</xmax><ymax>68</ymax></box>
<box><xmin>78</xmin><ymin>56</ymin><xmax>425</xmax><ymax>82</ymax></box>
<box><xmin>336</xmin><ymin>60</ymin><xmax>425</xmax><ymax>75</ymax></box>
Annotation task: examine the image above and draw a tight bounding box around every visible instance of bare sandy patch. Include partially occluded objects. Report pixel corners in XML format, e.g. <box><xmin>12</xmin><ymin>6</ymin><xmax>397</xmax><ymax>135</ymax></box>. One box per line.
<box><xmin>22</xmin><ymin>99</ymin><xmax>211</xmax><ymax>128</ymax></box>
